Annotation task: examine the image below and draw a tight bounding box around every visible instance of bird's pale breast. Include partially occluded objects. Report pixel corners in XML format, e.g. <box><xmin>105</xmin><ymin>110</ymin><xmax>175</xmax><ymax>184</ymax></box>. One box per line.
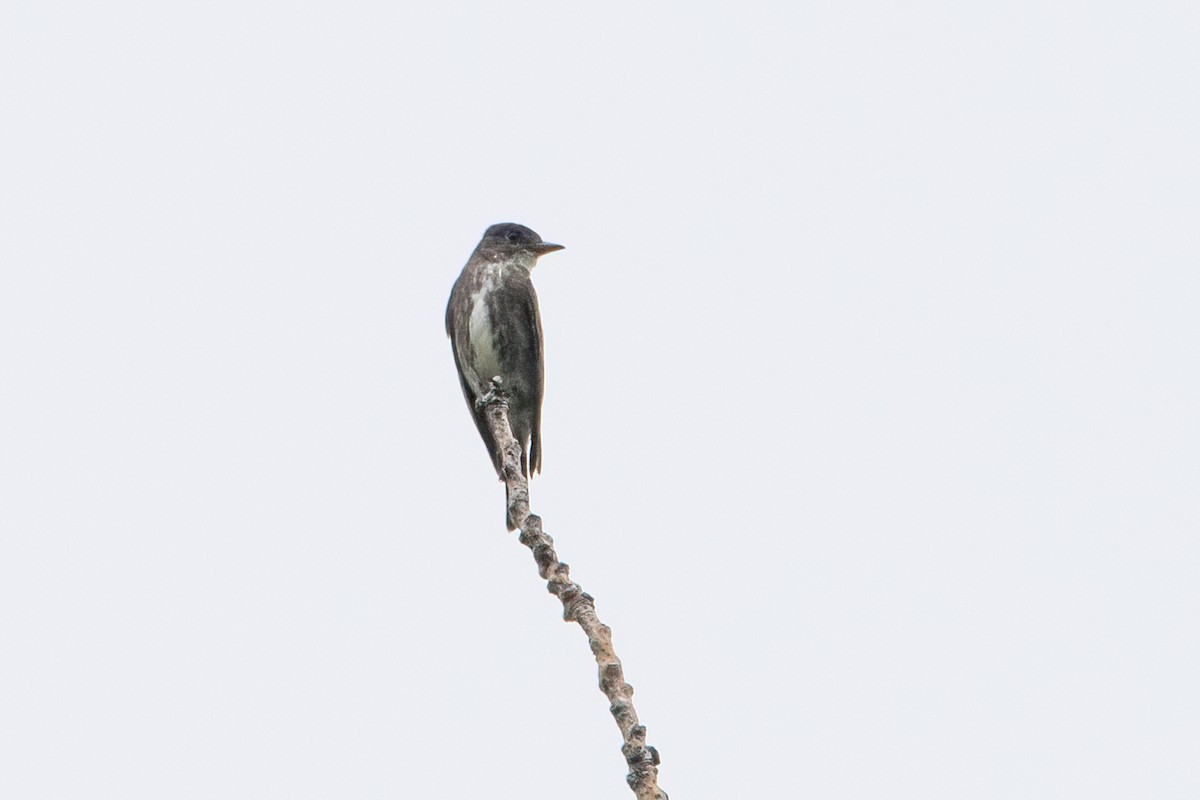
<box><xmin>466</xmin><ymin>265</ymin><xmax>506</xmax><ymax>393</ymax></box>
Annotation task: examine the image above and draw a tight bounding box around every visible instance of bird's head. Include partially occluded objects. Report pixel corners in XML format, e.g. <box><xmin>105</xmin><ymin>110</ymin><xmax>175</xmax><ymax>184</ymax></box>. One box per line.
<box><xmin>479</xmin><ymin>223</ymin><xmax>564</xmax><ymax>261</ymax></box>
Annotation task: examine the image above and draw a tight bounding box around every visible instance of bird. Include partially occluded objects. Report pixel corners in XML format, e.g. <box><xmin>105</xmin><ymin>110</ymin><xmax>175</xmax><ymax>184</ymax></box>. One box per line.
<box><xmin>445</xmin><ymin>223</ymin><xmax>564</xmax><ymax>529</ymax></box>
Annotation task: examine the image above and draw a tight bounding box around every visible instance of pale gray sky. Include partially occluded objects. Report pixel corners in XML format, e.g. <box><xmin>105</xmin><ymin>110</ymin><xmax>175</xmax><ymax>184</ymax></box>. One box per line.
<box><xmin>1</xmin><ymin>2</ymin><xmax>1197</xmax><ymax>798</ymax></box>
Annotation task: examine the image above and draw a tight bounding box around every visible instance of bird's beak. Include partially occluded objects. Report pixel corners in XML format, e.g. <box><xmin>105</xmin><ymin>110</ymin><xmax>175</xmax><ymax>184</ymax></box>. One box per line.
<box><xmin>532</xmin><ymin>242</ymin><xmax>565</xmax><ymax>256</ymax></box>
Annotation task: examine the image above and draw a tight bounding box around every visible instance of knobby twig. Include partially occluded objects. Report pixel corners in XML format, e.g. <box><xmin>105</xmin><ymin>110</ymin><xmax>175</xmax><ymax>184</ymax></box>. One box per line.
<box><xmin>477</xmin><ymin>378</ymin><xmax>668</xmax><ymax>800</ymax></box>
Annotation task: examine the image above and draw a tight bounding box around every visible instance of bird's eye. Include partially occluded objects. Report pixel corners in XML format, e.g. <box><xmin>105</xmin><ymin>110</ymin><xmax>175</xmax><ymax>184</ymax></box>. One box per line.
<box><xmin>507</xmin><ymin>232</ymin><xmax>520</xmax><ymax>243</ymax></box>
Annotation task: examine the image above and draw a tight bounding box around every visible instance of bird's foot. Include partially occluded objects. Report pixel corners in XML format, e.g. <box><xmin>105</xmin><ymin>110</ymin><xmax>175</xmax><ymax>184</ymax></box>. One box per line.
<box><xmin>475</xmin><ymin>376</ymin><xmax>509</xmax><ymax>411</ymax></box>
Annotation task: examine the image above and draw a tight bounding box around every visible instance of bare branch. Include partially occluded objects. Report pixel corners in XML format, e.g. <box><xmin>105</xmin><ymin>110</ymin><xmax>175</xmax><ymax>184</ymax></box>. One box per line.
<box><xmin>480</xmin><ymin>379</ymin><xmax>668</xmax><ymax>800</ymax></box>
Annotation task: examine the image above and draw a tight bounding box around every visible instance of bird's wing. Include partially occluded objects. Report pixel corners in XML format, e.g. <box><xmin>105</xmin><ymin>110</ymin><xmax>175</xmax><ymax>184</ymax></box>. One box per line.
<box><xmin>524</xmin><ymin>279</ymin><xmax>544</xmax><ymax>475</ymax></box>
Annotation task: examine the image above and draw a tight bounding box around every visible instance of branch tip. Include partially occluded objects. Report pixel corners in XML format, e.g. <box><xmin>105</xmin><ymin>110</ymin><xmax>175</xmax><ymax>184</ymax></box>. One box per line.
<box><xmin>478</xmin><ymin>396</ymin><xmax>667</xmax><ymax>800</ymax></box>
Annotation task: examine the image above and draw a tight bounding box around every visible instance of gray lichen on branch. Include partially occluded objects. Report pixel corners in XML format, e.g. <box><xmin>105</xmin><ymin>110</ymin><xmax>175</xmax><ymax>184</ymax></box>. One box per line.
<box><xmin>479</xmin><ymin>378</ymin><xmax>668</xmax><ymax>800</ymax></box>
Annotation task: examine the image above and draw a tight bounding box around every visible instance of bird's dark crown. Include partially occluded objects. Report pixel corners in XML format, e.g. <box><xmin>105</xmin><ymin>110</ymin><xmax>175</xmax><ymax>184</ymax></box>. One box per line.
<box><xmin>483</xmin><ymin>223</ymin><xmax>545</xmax><ymax>246</ymax></box>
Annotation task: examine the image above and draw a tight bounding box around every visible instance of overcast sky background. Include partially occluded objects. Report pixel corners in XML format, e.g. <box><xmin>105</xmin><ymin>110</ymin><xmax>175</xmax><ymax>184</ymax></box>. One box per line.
<box><xmin>2</xmin><ymin>2</ymin><xmax>1197</xmax><ymax>798</ymax></box>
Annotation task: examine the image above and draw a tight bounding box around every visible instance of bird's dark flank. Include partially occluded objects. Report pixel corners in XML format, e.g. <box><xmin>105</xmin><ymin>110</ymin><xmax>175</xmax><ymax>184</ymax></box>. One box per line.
<box><xmin>446</xmin><ymin>223</ymin><xmax>563</xmax><ymax>529</ymax></box>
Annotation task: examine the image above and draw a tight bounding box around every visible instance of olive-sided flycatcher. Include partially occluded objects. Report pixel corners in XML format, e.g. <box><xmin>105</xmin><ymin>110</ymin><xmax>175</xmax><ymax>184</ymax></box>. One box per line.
<box><xmin>446</xmin><ymin>223</ymin><xmax>563</xmax><ymax>528</ymax></box>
